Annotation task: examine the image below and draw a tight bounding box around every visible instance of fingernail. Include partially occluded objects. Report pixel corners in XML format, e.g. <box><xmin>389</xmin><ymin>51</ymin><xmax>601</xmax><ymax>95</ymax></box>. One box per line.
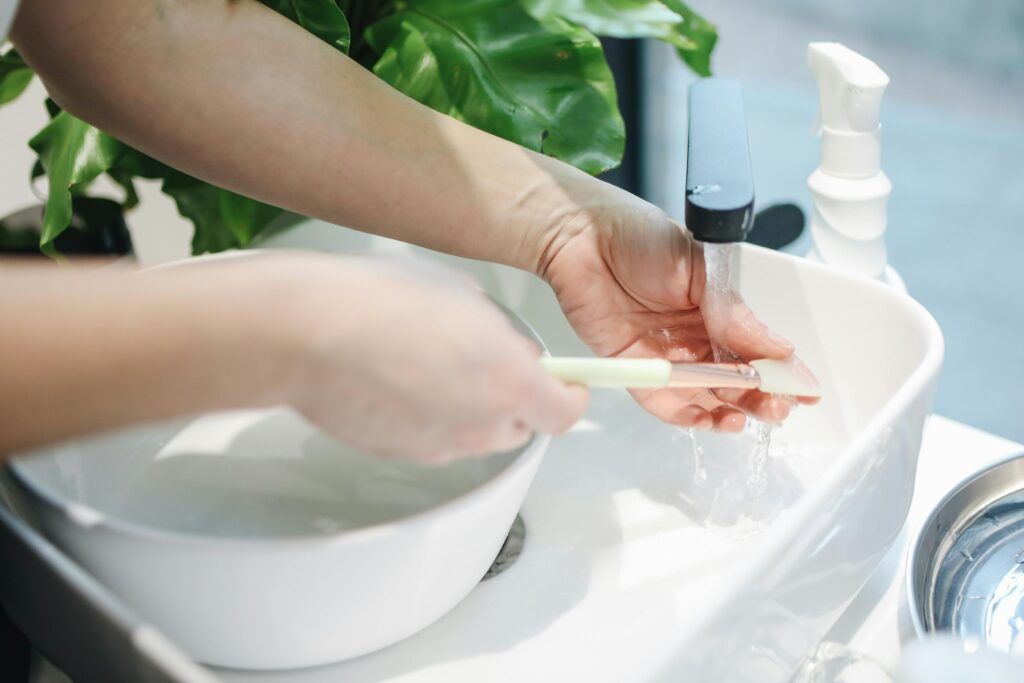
<box><xmin>766</xmin><ymin>328</ymin><xmax>794</xmax><ymax>350</ymax></box>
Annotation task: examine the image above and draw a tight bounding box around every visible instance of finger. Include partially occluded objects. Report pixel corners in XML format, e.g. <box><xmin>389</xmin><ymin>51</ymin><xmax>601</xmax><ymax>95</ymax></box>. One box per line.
<box><xmin>425</xmin><ymin>420</ymin><xmax>532</xmax><ymax>464</ymax></box>
<box><xmin>632</xmin><ymin>388</ymin><xmax>716</xmax><ymax>429</ymax></box>
<box><xmin>687</xmin><ymin>234</ymin><xmax>706</xmax><ymax>306</ymax></box>
<box><xmin>485</xmin><ymin>420</ymin><xmax>534</xmax><ymax>454</ymax></box>
<box><xmin>712</xmin><ymin>386</ymin><xmax>750</xmax><ymax>407</ymax></box>
<box><xmin>710</xmin><ymin>405</ymin><xmax>746</xmax><ymax>433</ymax></box>
<box><xmin>517</xmin><ymin>334</ymin><xmax>543</xmax><ymax>360</ymax></box>
<box><xmin>527</xmin><ymin>375</ymin><xmax>590</xmax><ymax>435</ymax></box>
<box><xmin>451</xmin><ymin>419</ymin><xmax>532</xmax><ymax>456</ymax></box>
<box><xmin>671</xmin><ymin>404</ymin><xmax>715</xmax><ymax>429</ymax></box>
<box><xmin>714</xmin><ymin>388</ymin><xmax>794</xmax><ymax>424</ymax></box>
<box><xmin>713</xmin><ymin>299</ymin><xmax>794</xmax><ymax>361</ymax></box>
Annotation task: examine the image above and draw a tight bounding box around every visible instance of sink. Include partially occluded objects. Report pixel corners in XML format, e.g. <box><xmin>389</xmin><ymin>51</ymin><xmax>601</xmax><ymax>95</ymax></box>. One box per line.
<box><xmin>6</xmin><ymin>217</ymin><xmax>942</xmax><ymax>681</ymax></box>
<box><xmin>202</xmin><ymin>219</ymin><xmax>943</xmax><ymax>681</ymax></box>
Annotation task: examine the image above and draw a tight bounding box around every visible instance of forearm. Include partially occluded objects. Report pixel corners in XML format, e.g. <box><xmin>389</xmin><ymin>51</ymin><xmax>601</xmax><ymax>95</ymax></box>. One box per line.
<box><xmin>10</xmin><ymin>0</ymin><xmax>614</xmax><ymax>273</ymax></box>
<box><xmin>0</xmin><ymin>262</ymin><xmax>297</xmax><ymax>455</ymax></box>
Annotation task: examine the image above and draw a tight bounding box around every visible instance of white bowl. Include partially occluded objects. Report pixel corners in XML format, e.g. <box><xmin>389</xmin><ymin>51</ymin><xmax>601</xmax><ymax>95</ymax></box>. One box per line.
<box><xmin>9</xmin><ymin>269</ymin><xmax>550</xmax><ymax>670</ymax></box>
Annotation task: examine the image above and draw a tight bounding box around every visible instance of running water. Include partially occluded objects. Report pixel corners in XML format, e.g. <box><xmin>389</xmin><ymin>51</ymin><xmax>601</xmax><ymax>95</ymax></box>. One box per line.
<box><xmin>648</xmin><ymin>241</ymin><xmax>815</xmax><ymax>531</ymax></box>
<box><xmin>701</xmin><ymin>242</ymin><xmax>771</xmax><ymax>500</ymax></box>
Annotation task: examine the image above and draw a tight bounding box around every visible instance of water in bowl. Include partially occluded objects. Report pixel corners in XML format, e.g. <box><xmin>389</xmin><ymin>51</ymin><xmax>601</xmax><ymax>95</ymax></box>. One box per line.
<box><xmin>18</xmin><ymin>408</ymin><xmax>507</xmax><ymax>539</ymax></box>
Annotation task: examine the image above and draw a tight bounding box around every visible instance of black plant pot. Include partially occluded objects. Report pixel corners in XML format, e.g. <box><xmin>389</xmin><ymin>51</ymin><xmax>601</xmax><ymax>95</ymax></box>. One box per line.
<box><xmin>0</xmin><ymin>197</ymin><xmax>133</xmax><ymax>257</ymax></box>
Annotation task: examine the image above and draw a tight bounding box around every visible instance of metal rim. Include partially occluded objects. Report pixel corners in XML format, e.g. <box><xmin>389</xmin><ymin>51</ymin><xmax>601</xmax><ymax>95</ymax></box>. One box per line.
<box><xmin>906</xmin><ymin>450</ymin><xmax>1024</xmax><ymax>637</ymax></box>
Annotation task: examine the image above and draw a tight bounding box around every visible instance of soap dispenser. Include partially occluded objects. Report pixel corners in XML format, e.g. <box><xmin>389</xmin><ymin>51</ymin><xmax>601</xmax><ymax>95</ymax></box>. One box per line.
<box><xmin>806</xmin><ymin>42</ymin><xmax>904</xmax><ymax>291</ymax></box>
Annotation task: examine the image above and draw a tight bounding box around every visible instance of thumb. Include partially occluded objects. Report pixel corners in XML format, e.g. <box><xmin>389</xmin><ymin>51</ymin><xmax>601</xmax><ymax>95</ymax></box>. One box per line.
<box><xmin>708</xmin><ymin>297</ymin><xmax>794</xmax><ymax>361</ymax></box>
<box><xmin>527</xmin><ymin>372</ymin><xmax>590</xmax><ymax>435</ymax></box>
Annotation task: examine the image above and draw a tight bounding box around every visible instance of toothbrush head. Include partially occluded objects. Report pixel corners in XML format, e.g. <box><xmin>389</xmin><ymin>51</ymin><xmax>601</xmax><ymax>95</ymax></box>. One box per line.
<box><xmin>750</xmin><ymin>358</ymin><xmax>822</xmax><ymax>398</ymax></box>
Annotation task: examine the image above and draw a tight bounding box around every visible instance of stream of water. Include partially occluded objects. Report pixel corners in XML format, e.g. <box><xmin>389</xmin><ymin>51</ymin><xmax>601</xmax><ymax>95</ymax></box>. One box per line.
<box><xmin>701</xmin><ymin>242</ymin><xmax>773</xmax><ymax>502</ymax></box>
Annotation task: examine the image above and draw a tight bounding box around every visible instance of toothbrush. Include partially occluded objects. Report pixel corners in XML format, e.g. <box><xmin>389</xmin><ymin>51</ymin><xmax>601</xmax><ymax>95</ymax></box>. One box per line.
<box><xmin>540</xmin><ymin>357</ymin><xmax>821</xmax><ymax>398</ymax></box>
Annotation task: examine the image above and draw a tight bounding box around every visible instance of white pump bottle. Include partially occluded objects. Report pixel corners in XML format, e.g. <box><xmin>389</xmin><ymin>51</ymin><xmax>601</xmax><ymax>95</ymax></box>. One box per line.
<box><xmin>806</xmin><ymin>42</ymin><xmax>905</xmax><ymax>291</ymax></box>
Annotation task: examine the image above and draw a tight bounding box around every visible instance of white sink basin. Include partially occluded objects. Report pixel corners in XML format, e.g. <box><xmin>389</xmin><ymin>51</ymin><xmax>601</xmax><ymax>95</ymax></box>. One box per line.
<box><xmin>214</xmin><ymin>220</ymin><xmax>940</xmax><ymax>682</ymax></box>
<box><xmin>8</xmin><ymin>219</ymin><xmax>942</xmax><ymax>681</ymax></box>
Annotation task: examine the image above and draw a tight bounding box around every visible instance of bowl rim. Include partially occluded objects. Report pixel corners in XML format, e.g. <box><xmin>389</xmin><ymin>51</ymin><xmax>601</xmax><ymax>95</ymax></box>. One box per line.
<box><xmin>905</xmin><ymin>450</ymin><xmax>1024</xmax><ymax>637</ymax></box>
<box><xmin>7</xmin><ymin>432</ymin><xmax>549</xmax><ymax>549</ymax></box>
<box><xmin>8</xmin><ymin>250</ymin><xmax>550</xmax><ymax>548</ymax></box>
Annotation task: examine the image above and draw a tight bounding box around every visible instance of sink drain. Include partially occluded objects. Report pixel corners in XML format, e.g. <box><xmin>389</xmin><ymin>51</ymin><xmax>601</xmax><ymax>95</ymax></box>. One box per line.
<box><xmin>482</xmin><ymin>515</ymin><xmax>525</xmax><ymax>581</ymax></box>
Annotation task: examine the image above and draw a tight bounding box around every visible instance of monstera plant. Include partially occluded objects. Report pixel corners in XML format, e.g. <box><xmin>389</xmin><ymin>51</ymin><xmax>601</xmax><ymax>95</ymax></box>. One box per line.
<box><xmin>0</xmin><ymin>0</ymin><xmax>715</xmax><ymax>255</ymax></box>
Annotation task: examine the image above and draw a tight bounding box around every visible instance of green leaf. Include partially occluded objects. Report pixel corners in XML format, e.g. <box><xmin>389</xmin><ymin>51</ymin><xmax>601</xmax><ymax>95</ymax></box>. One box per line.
<box><xmin>28</xmin><ymin>113</ymin><xmax>122</xmax><ymax>253</ymax></box>
<box><xmin>104</xmin><ymin>147</ymin><xmax>169</xmax><ymax>209</ymax></box>
<box><xmin>0</xmin><ymin>49</ymin><xmax>33</xmax><ymax>106</ymax></box>
<box><xmin>162</xmin><ymin>171</ymin><xmax>283</xmax><ymax>254</ymax></box>
<box><xmin>660</xmin><ymin>0</ymin><xmax>716</xmax><ymax>76</ymax></box>
<box><xmin>367</xmin><ymin>0</ymin><xmax>624</xmax><ymax>175</ymax></box>
<box><xmin>521</xmin><ymin>0</ymin><xmax>680</xmax><ymax>37</ymax></box>
<box><xmin>44</xmin><ymin>96</ymin><xmax>61</xmax><ymax>118</ymax></box>
<box><xmin>521</xmin><ymin>0</ymin><xmax>717</xmax><ymax>76</ymax></box>
<box><xmin>101</xmin><ymin>146</ymin><xmax>173</xmax><ymax>210</ymax></box>
<box><xmin>260</xmin><ymin>0</ymin><xmax>351</xmax><ymax>53</ymax></box>
<box><xmin>108</xmin><ymin>170</ymin><xmax>140</xmax><ymax>210</ymax></box>
<box><xmin>111</xmin><ymin>147</ymin><xmax>168</xmax><ymax>179</ymax></box>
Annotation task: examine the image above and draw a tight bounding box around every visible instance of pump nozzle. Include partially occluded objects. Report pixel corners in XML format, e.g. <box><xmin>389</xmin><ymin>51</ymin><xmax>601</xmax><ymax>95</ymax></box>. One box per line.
<box><xmin>809</xmin><ymin>42</ymin><xmax>888</xmax><ymax>132</ymax></box>
<box><xmin>806</xmin><ymin>43</ymin><xmax>899</xmax><ymax>286</ymax></box>
<box><xmin>808</xmin><ymin>43</ymin><xmax>889</xmax><ymax>178</ymax></box>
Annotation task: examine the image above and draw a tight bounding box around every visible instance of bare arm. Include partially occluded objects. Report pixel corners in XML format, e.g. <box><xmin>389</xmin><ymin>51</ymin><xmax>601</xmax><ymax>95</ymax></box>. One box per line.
<box><xmin>5</xmin><ymin>0</ymin><xmax>803</xmax><ymax>443</ymax></box>
<box><xmin>0</xmin><ymin>0</ymin><xmax>602</xmax><ymax>456</ymax></box>
<box><xmin>10</xmin><ymin>0</ymin><xmax>623</xmax><ymax>273</ymax></box>
<box><xmin>0</xmin><ymin>260</ymin><xmax>296</xmax><ymax>453</ymax></box>
<box><xmin>0</xmin><ymin>254</ymin><xmax>586</xmax><ymax>458</ymax></box>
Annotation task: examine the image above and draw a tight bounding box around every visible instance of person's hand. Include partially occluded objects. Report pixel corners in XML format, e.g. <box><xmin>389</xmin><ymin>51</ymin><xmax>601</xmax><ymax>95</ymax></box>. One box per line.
<box><xmin>536</xmin><ymin>190</ymin><xmax>816</xmax><ymax>432</ymax></box>
<box><xmin>263</xmin><ymin>253</ymin><xmax>588</xmax><ymax>463</ymax></box>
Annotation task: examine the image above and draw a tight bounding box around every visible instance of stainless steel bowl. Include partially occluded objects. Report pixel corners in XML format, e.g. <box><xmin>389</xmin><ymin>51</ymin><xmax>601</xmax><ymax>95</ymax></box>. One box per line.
<box><xmin>908</xmin><ymin>452</ymin><xmax>1024</xmax><ymax>653</ymax></box>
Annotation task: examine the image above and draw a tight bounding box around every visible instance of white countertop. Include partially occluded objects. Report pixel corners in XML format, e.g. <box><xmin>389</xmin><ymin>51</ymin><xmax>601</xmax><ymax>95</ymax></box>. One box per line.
<box><xmin>818</xmin><ymin>415</ymin><xmax>1022</xmax><ymax>672</ymax></box>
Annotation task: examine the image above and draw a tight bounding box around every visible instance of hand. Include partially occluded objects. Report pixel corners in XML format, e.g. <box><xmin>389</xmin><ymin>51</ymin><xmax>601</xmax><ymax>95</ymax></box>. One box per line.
<box><xmin>537</xmin><ymin>191</ymin><xmax>816</xmax><ymax>432</ymax></box>
<box><xmin>269</xmin><ymin>254</ymin><xmax>588</xmax><ymax>463</ymax></box>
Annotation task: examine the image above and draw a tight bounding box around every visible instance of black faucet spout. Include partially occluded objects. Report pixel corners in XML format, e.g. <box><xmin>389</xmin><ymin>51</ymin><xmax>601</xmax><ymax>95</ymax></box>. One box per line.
<box><xmin>685</xmin><ymin>78</ymin><xmax>755</xmax><ymax>244</ymax></box>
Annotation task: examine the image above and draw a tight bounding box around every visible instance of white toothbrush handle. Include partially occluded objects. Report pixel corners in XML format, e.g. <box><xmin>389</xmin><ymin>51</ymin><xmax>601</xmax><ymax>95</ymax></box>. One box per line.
<box><xmin>539</xmin><ymin>357</ymin><xmax>671</xmax><ymax>388</ymax></box>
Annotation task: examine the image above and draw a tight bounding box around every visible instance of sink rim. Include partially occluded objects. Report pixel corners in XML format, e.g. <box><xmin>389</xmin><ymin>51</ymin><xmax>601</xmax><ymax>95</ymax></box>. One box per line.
<box><xmin>700</xmin><ymin>242</ymin><xmax>944</xmax><ymax>604</ymax></box>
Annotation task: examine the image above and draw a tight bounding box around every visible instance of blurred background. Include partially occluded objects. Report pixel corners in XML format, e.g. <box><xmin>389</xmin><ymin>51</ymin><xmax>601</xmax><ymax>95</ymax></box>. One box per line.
<box><xmin>1</xmin><ymin>0</ymin><xmax>1022</xmax><ymax>440</ymax></box>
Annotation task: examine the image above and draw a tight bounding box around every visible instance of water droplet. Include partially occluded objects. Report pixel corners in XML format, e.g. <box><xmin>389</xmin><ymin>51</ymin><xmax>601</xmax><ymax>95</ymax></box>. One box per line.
<box><xmin>690</xmin><ymin>183</ymin><xmax>722</xmax><ymax>196</ymax></box>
